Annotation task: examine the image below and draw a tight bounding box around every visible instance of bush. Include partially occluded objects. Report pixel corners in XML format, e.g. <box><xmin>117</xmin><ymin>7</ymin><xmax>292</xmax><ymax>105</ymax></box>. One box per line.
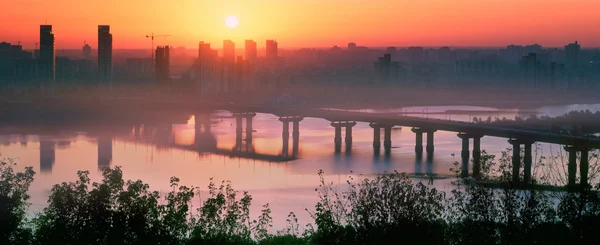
<box><xmin>308</xmin><ymin>170</ymin><xmax>446</xmax><ymax>245</ymax></box>
<box><xmin>4</xmin><ymin>151</ymin><xmax>600</xmax><ymax>245</ymax></box>
<box><xmin>34</xmin><ymin>167</ymin><xmax>194</xmax><ymax>245</ymax></box>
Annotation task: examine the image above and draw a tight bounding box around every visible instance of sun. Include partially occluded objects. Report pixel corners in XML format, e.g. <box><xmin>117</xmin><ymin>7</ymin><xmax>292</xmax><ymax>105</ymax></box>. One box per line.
<box><xmin>225</xmin><ymin>16</ymin><xmax>239</xmax><ymax>28</ymax></box>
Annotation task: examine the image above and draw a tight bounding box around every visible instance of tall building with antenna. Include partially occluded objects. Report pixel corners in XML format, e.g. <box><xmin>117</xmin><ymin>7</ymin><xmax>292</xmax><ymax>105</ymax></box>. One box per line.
<box><xmin>39</xmin><ymin>25</ymin><xmax>55</xmax><ymax>81</ymax></box>
<box><xmin>98</xmin><ymin>25</ymin><xmax>113</xmax><ymax>82</ymax></box>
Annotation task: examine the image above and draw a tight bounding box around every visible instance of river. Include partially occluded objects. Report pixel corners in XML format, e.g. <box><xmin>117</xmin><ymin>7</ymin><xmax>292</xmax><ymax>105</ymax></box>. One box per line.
<box><xmin>1</xmin><ymin>103</ymin><xmax>599</xmax><ymax>230</ymax></box>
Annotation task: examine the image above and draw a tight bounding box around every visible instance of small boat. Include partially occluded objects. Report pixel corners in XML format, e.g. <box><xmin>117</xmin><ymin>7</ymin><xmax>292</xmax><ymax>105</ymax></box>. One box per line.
<box><xmin>451</xmin><ymin>153</ymin><xmax>455</xmax><ymax>157</ymax></box>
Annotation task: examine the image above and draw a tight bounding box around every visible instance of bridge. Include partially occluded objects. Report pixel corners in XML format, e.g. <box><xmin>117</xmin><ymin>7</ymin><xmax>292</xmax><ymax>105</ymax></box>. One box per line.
<box><xmin>196</xmin><ymin>103</ymin><xmax>600</xmax><ymax>189</ymax></box>
<box><xmin>3</xmin><ymin>97</ymin><xmax>600</xmax><ymax>189</ymax></box>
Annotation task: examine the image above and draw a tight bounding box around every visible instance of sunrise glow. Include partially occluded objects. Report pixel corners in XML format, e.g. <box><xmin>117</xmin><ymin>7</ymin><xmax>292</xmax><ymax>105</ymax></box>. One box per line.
<box><xmin>225</xmin><ymin>16</ymin><xmax>239</xmax><ymax>29</ymax></box>
<box><xmin>1</xmin><ymin>0</ymin><xmax>600</xmax><ymax>49</ymax></box>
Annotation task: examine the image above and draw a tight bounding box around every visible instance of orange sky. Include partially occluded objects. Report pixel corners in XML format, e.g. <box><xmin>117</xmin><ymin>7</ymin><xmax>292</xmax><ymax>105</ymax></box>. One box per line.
<box><xmin>1</xmin><ymin>0</ymin><xmax>599</xmax><ymax>49</ymax></box>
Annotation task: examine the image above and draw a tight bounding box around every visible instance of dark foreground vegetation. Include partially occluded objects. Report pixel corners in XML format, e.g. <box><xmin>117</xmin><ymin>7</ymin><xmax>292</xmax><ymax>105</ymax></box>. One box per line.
<box><xmin>3</xmin><ymin>150</ymin><xmax>600</xmax><ymax>245</ymax></box>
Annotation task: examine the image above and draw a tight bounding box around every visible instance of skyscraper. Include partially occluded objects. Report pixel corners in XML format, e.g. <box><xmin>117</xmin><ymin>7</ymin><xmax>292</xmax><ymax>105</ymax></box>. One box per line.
<box><xmin>82</xmin><ymin>42</ymin><xmax>91</xmax><ymax>60</ymax></box>
<box><xmin>223</xmin><ymin>40</ymin><xmax>235</xmax><ymax>63</ymax></box>
<box><xmin>266</xmin><ymin>40</ymin><xmax>278</xmax><ymax>61</ymax></box>
<box><xmin>565</xmin><ymin>41</ymin><xmax>580</xmax><ymax>70</ymax></box>
<box><xmin>98</xmin><ymin>25</ymin><xmax>113</xmax><ymax>81</ymax></box>
<box><xmin>245</xmin><ymin>40</ymin><xmax>257</xmax><ymax>62</ymax></box>
<box><xmin>39</xmin><ymin>25</ymin><xmax>55</xmax><ymax>81</ymax></box>
<box><xmin>155</xmin><ymin>45</ymin><xmax>170</xmax><ymax>81</ymax></box>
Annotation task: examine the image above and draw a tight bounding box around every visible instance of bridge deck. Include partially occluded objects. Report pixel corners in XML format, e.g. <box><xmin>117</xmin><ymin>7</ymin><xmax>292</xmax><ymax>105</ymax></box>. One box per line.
<box><xmin>224</xmin><ymin>104</ymin><xmax>600</xmax><ymax>148</ymax></box>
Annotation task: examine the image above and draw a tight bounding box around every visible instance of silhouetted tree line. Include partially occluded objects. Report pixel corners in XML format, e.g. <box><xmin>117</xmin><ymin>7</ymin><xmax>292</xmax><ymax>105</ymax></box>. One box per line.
<box><xmin>2</xmin><ymin>151</ymin><xmax>600</xmax><ymax>245</ymax></box>
<box><xmin>472</xmin><ymin>110</ymin><xmax>600</xmax><ymax>135</ymax></box>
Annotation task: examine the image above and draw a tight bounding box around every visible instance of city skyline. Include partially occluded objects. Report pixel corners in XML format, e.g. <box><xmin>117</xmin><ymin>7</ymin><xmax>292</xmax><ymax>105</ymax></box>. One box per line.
<box><xmin>2</xmin><ymin>0</ymin><xmax>600</xmax><ymax>49</ymax></box>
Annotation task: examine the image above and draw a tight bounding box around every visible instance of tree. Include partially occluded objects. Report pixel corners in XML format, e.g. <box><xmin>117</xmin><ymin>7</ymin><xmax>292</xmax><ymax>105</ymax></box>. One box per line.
<box><xmin>0</xmin><ymin>159</ymin><xmax>35</xmax><ymax>245</ymax></box>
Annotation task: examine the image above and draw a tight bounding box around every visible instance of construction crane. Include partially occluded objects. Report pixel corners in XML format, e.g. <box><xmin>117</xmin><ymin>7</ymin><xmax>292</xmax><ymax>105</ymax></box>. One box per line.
<box><xmin>145</xmin><ymin>33</ymin><xmax>170</xmax><ymax>60</ymax></box>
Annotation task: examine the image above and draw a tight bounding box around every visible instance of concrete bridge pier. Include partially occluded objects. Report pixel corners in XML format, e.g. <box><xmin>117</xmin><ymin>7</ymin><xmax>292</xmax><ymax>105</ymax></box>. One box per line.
<box><xmin>581</xmin><ymin>147</ymin><xmax>590</xmax><ymax>189</ymax></box>
<box><xmin>564</xmin><ymin>145</ymin><xmax>591</xmax><ymax>190</ymax></box>
<box><xmin>346</xmin><ymin>124</ymin><xmax>354</xmax><ymax>152</ymax></box>
<box><xmin>334</xmin><ymin>125</ymin><xmax>342</xmax><ymax>153</ymax></box>
<box><xmin>279</xmin><ymin>116</ymin><xmax>303</xmax><ymax>156</ymax></box>
<box><xmin>472</xmin><ymin>135</ymin><xmax>483</xmax><ymax>179</ymax></box>
<box><xmin>279</xmin><ymin>118</ymin><xmax>290</xmax><ymax>156</ymax></box>
<box><xmin>458</xmin><ymin>133</ymin><xmax>470</xmax><ymax>178</ymax></box>
<box><xmin>412</xmin><ymin>127</ymin><xmax>437</xmax><ymax>155</ymax></box>
<box><xmin>369</xmin><ymin>123</ymin><xmax>381</xmax><ymax>152</ymax></box>
<box><xmin>331</xmin><ymin>121</ymin><xmax>356</xmax><ymax>153</ymax></box>
<box><xmin>523</xmin><ymin>142</ymin><xmax>534</xmax><ymax>184</ymax></box>
<box><xmin>383</xmin><ymin>126</ymin><xmax>392</xmax><ymax>154</ymax></box>
<box><xmin>565</xmin><ymin>146</ymin><xmax>577</xmax><ymax>187</ymax></box>
<box><xmin>508</xmin><ymin>139</ymin><xmax>522</xmax><ymax>184</ymax></box>
<box><xmin>292</xmin><ymin>118</ymin><xmax>303</xmax><ymax>157</ymax></box>
<box><xmin>426</xmin><ymin>131</ymin><xmax>436</xmax><ymax>154</ymax></box>
<box><xmin>412</xmin><ymin>128</ymin><xmax>423</xmax><ymax>154</ymax></box>
<box><xmin>507</xmin><ymin>139</ymin><xmax>535</xmax><ymax>185</ymax></box>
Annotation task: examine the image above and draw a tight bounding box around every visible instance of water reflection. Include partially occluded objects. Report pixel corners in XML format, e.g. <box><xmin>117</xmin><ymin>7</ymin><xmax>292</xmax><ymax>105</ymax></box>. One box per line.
<box><xmin>39</xmin><ymin>140</ymin><xmax>55</xmax><ymax>173</ymax></box>
<box><xmin>97</xmin><ymin>137</ymin><xmax>112</xmax><ymax>169</ymax></box>
<box><xmin>0</xmin><ymin>103</ymin><xmax>598</xmax><ymax>230</ymax></box>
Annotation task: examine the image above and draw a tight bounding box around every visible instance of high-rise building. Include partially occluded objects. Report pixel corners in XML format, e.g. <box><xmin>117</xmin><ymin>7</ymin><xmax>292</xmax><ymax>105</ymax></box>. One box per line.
<box><xmin>82</xmin><ymin>42</ymin><xmax>91</xmax><ymax>60</ymax></box>
<box><xmin>386</xmin><ymin>46</ymin><xmax>397</xmax><ymax>54</ymax></box>
<box><xmin>374</xmin><ymin>53</ymin><xmax>400</xmax><ymax>83</ymax></box>
<box><xmin>407</xmin><ymin>47</ymin><xmax>424</xmax><ymax>64</ymax></box>
<box><xmin>197</xmin><ymin>42</ymin><xmax>220</xmax><ymax>95</ymax></box>
<box><xmin>0</xmin><ymin>42</ymin><xmax>35</xmax><ymax>81</ymax></box>
<box><xmin>39</xmin><ymin>25</ymin><xmax>55</xmax><ymax>81</ymax></box>
<box><xmin>155</xmin><ymin>45</ymin><xmax>170</xmax><ymax>81</ymax></box>
<box><xmin>223</xmin><ymin>40</ymin><xmax>235</xmax><ymax>63</ymax></box>
<box><xmin>245</xmin><ymin>40</ymin><xmax>257</xmax><ymax>62</ymax></box>
<box><xmin>266</xmin><ymin>39</ymin><xmax>278</xmax><ymax>61</ymax></box>
<box><xmin>98</xmin><ymin>25</ymin><xmax>113</xmax><ymax>81</ymax></box>
<box><xmin>565</xmin><ymin>41</ymin><xmax>580</xmax><ymax>69</ymax></box>
<box><xmin>519</xmin><ymin>53</ymin><xmax>541</xmax><ymax>87</ymax></box>
<box><xmin>348</xmin><ymin>42</ymin><xmax>357</xmax><ymax>51</ymax></box>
